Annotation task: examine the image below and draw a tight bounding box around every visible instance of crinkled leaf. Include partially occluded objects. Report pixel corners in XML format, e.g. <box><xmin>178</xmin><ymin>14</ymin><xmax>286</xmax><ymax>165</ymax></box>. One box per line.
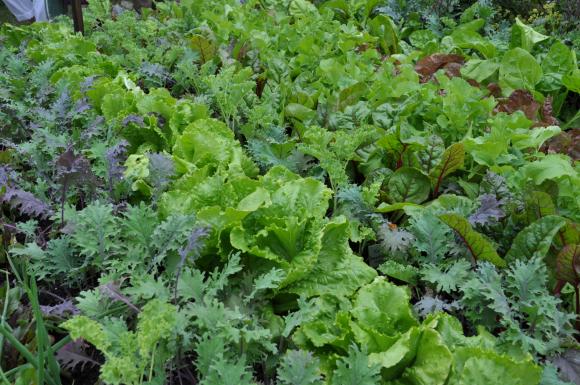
<box><xmin>332</xmin><ymin>344</ymin><xmax>381</xmax><ymax>385</ymax></box>
<box><xmin>553</xmin><ymin>349</ymin><xmax>580</xmax><ymax>385</ymax></box>
<box><xmin>469</xmin><ymin>194</ymin><xmax>505</xmax><ymax>226</ymax></box>
<box><xmin>415</xmin><ymin>54</ymin><xmax>464</xmax><ymax>81</ymax></box>
<box><xmin>285</xmin><ymin>218</ymin><xmax>376</xmax><ymax>298</ymax></box>
<box><xmin>277</xmin><ymin>350</ymin><xmax>323</xmax><ymax>385</ymax></box>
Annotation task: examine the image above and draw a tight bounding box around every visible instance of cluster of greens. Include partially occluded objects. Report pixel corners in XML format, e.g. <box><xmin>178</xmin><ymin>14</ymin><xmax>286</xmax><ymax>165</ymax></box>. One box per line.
<box><xmin>0</xmin><ymin>0</ymin><xmax>578</xmax><ymax>384</ymax></box>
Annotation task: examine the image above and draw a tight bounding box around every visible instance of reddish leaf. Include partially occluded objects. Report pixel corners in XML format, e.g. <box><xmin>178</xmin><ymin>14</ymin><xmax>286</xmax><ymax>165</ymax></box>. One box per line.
<box><xmin>444</xmin><ymin>62</ymin><xmax>463</xmax><ymax>78</ymax></box>
<box><xmin>495</xmin><ymin>89</ymin><xmax>540</xmax><ymax>120</ymax></box>
<box><xmin>556</xmin><ymin>244</ymin><xmax>580</xmax><ymax>285</ymax></box>
<box><xmin>487</xmin><ymin>83</ymin><xmax>502</xmax><ymax>97</ymax></box>
<box><xmin>535</xmin><ymin>96</ymin><xmax>559</xmax><ymax>127</ymax></box>
<box><xmin>541</xmin><ymin>128</ymin><xmax>579</xmax><ymax>160</ymax></box>
<box><xmin>415</xmin><ymin>54</ymin><xmax>465</xmax><ymax>81</ymax></box>
<box><xmin>56</xmin><ymin>339</ymin><xmax>101</xmax><ymax>372</ymax></box>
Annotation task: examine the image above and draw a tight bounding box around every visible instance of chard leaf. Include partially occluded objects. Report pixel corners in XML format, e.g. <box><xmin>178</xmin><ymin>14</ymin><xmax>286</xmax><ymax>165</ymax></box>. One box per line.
<box><xmin>525</xmin><ymin>191</ymin><xmax>556</xmax><ymax>223</ymax></box>
<box><xmin>505</xmin><ymin>215</ymin><xmax>567</xmax><ymax>262</ymax></box>
<box><xmin>556</xmin><ymin>245</ymin><xmax>580</xmax><ymax>285</ymax></box>
<box><xmin>438</xmin><ymin>213</ymin><xmax>506</xmax><ymax>267</ymax></box>
<box><xmin>387</xmin><ymin>167</ymin><xmax>431</xmax><ymax>204</ymax></box>
<box><xmin>430</xmin><ymin>143</ymin><xmax>465</xmax><ymax>196</ymax></box>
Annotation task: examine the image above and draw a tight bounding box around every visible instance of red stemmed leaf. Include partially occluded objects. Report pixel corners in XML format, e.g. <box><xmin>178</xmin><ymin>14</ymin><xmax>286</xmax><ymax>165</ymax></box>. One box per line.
<box><xmin>556</xmin><ymin>244</ymin><xmax>580</xmax><ymax>285</ymax></box>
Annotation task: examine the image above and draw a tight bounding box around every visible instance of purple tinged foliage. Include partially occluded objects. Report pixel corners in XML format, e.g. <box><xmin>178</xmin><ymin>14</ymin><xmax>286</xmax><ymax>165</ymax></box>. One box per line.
<box><xmin>0</xmin><ymin>166</ymin><xmax>53</xmax><ymax>219</ymax></box>
<box><xmin>40</xmin><ymin>299</ymin><xmax>79</xmax><ymax>317</ymax></box>
<box><xmin>469</xmin><ymin>194</ymin><xmax>505</xmax><ymax>226</ymax></box>
<box><xmin>80</xmin><ymin>76</ymin><xmax>97</xmax><ymax>93</ymax></box>
<box><xmin>1</xmin><ymin>189</ymin><xmax>54</xmax><ymax>219</ymax></box>
<box><xmin>147</xmin><ymin>152</ymin><xmax>175</xmax><ymax>192</ymax></box>
<box><xmin>52</xmin><ymin>89</ymin><xmax>71</xmax><ymax>121</ymax></box>
<box><xmin>106</xmin><ymin>140</ymin><xmax>129</xmax><ymax>185</ymax></box>
<box><xmin>122</xmin><ymin>114</ymin><xmax>145</xmax><ymax>127</ymax></box>
<box><xmin>174</xmin><ymin>227</ymin><xmax>209</xmax><ymax>301</ymax></box>
<box><xmin>56</xmin><ymin>339</ymin><xmax>101</xmax><ymax>371</ymax></box>
<box><xmin>179</xmin><ymin>227</ymin><xmax>210</xmax><ymax>262</ymax></box>
<box><xmin>99</xmin><ymin>282</ymin><xmax>140</xmax><ymax>313</ymax></box>
<box><xmin>56</xmin><ymin>148</ymin><xmax>95</xmax><ymax>185</ymax></box>
<box><xmin>72</xmin><ymin>98</ymin><xmax>91</xmax><ymax>115</ymax></box>
<box><xmin>414</xmin><ymin>295</ymin><xmax>460</xmax><ymax>317</ymax></box>
<box><xmin>81</xmin><ymin>116</ymin><xmax>105</xmax><ymax>141</ymax></box>
<box><xmin>552</xmin><ymin>349</ymin><xmax>580</xmax><ymax>384</ymax></box>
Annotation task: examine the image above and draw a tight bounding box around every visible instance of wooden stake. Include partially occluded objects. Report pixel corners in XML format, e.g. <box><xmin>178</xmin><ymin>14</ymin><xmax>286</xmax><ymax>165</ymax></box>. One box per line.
<box><xmin>71</xmin><ymin>0</ymin><xmax>84</xmax><ymax>34</ymax></box>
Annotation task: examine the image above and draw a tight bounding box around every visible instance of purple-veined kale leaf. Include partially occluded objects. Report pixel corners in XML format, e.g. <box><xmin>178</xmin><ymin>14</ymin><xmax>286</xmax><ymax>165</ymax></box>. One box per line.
<box><xmin>469</xmin><ymin>193</ymin><xmax>505</xmax><ymax>226</ymax></box>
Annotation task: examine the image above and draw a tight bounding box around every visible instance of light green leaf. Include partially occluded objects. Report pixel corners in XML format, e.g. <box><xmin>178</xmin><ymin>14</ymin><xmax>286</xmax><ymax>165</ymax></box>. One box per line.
<box><xmin>375</xmin><ymin>202</ymin><xmax>421</xmax><ymax>213</ymax></box>
<box><xmin>520</xmin><ymin>155</ymin><xmax>576</xmax><ymax>185</ymax></box>
<box><xmin>351</xmin><ymin>277</ymin><xmax>418</xmax><ymax>336</ymax></box>
<box><xmin>461</xmin><ymin>59</ymin><xmax>500</xmax><ymax>83</ymax></box>
<box><xmin>368</xmin><ymin>15</ymin><xmax>399</xmax><ymax>54</ymax></box>
<box><xmin>562</xmin><ymin>69</ymin><xmax>580</xmax><ymax>94</ymax></box>
<box><xmin>368</xmin><ymin>327</ymin><xmax>420</xmax><ymax>379</ymax></box>
<box><xmin>510</xmin><ymin>18</ymin><xmax>549</xmax><ymax>52</ymax></box>
<box><xmin>451</xmin><ymin>347</ymin><xmax>542</xmax><ymax>385</ymax></box>
<box><xmin>540</xmin><ymin>42</ymin><xmax>577</xmax><ymax>92</ymax></box>
<box><xmin>499</xmin><ymin>48</ymin><xmax>542</xmax><ymax>94</ymax></box>
<box><xmin>401</xmin><ymin>328</ymin><xmax>453</xmax><ymax>385</ymax></box>
<box><xmin>451</xmin><ymin>29</ymin><xmax>496</xmax><ymax>58</ymax></box>
<box><xmin>285</xmin><ymin>218</ymin><xmax>377</xmax><ymax>298</ymax></box>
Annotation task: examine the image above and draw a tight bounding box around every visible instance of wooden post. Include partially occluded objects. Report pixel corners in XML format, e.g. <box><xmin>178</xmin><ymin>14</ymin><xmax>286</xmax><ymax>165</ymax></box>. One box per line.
<box><xmin>71</xmin><ymin>0</ymin><xmax>84</xmax><ymax>34</ymax></box>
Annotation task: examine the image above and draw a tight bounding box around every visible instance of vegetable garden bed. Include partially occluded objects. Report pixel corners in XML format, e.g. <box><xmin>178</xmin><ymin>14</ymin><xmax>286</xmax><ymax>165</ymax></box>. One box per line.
<box><xmin>0</xmin><ymin>0</ymin><xmax>578</xmax><ymax>384</ymax></box>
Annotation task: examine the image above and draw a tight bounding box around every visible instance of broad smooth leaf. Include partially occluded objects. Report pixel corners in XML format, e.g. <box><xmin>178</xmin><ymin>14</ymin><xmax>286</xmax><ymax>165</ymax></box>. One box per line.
<box><xmin>387</xmin><ymin>167</ymin><xmax>431</xmax><ymax>204</ymax></box>
<box><xmin>505</xmin><ymin>215</ymin><xmax>567</xmax><ymax>262</ymax></box>
<box><xmin>430</xmin><ymin>143</ymin><xmax>465</xmax><ymax>196</ymax></box>
<box><xmin>499</xmin><ymin>48</ymin><xmax>542</xmax><ymax>94</ymax></box>
<box><xmin>461</xmin><ymin>59</ymin><xmax>500</xmax><ymax>83</ymax></box>
<box><xmin>439</xmin><ymin>213</ymin><xmax>506</xmax><ymax>267</ymax></box>
<box><xmin>521</xmin><ymin>154</ymin><xmax>576</xmax><ymax>185</ymax></box>
<box><xmin>510</xmin><ymin>18</ymin><xmax>548</xmax><ymax>52</ymax></box>
<box><xmin>562</xmin><ymin>69</ymin><xmax>580</xmax><ymax>94</ymax></box>
<box><xmin>556</xmin><ymin>245</ymin><xmax>580</xmax><ymax>285</ymax></box>
<box><xmin>525</xmin><ymin>191</ymin><xmax>556</xmax><ymax>223</ymax></box>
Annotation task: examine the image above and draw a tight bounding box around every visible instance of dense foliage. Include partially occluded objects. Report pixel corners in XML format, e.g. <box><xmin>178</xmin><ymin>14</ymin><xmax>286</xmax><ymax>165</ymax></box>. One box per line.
<box><xmin>0</xmin><ymin>0</ymin><xmax>578</xmax><ymax>384</ymax></box>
